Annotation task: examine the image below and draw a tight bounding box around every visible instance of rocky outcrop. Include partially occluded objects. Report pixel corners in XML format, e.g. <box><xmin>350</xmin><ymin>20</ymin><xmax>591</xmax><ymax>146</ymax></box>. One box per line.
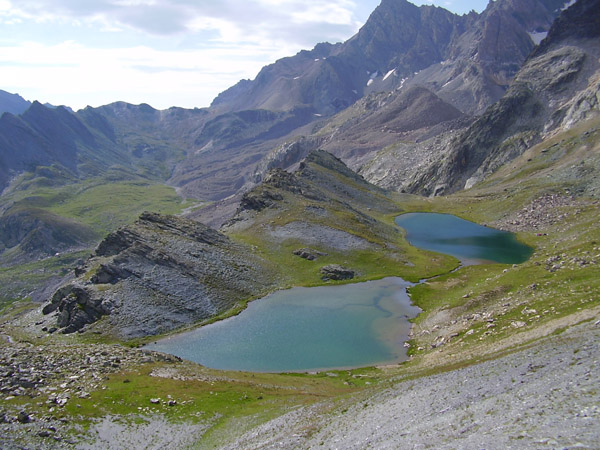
<box><xmin>252</xmin><ymin>136</ymin><xmax>325</xmax><ymax>184</ymax></box>
<box><xmin>320</xmin><ymin>265</ymin><xmax>355</xmax><ymax>281</ymax></box>
<box><xmin>42</xmin><ymin>284</ymin><xmax>109</xmax><ymax>334</ymax></box>
<box><xmin>293</xmin><ymin>248</ymin><xmax>328</xmax><ymax>261</ymax></box>
<box><xmin>231</xmin><ymin>150</ymin><xmax>391</xmax><ymax>221</ymax></box>
<box><xmin>43</xmin><ymin>212</ymin><xmax>276</xmax><ymax>338</ymax></box>
<box><xmin>238</xmin><ymin>168</ymin><xmax>323</xmax><ymax>212</ymax></box>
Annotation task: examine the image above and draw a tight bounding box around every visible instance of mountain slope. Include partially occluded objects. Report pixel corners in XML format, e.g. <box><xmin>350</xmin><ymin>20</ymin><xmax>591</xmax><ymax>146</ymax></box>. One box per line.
<box><xmin>0</xmin><ymin>0</ymin><xmax>594</xmax><ymax>302</ymax></box>
<box><xmin>0</xmin><ymin>0</ymin><xmax>571</xmax><ymax>213</ymax></box>
<box><xmin>10</xmin><ymin>115</ymin><xmax>600</xmax><ymax>449</ymax></box>
<box><xmin>0</xmin><ymin>101</ymin><xmax>195</xmax><ymax>267</ymax></box>
<box><xmin>204</xmin><ymin>0</ymin><xmax>570</xmax><ymax>207</ymax></box>
<box><xmin>213</xmin><ymin>0</ymin><xmax>566</xmax><ymax>117</ymax></box>
<box><xmin>406</xmin><ymin>0</ymin><xmax>600</xmax><ymax>195</ymax></box>
<box><xmin>42</xmin><ymin>150</ymin><xmax>455</xmax><ymax>339</ymax></box>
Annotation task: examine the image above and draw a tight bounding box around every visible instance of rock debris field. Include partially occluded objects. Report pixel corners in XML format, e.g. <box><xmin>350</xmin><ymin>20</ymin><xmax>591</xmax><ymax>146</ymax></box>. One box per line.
<box><xmin>0</xmin><ymin>336</ymin><xmax>182</xmax><ymax>449</ymax></box>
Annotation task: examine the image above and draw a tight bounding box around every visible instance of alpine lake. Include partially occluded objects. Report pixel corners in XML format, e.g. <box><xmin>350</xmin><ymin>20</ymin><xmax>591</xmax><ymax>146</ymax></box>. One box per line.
<box><xmin>145</xmin><ymin>213</ymin><xmax>533</xmax><ymax>372</ymax></box>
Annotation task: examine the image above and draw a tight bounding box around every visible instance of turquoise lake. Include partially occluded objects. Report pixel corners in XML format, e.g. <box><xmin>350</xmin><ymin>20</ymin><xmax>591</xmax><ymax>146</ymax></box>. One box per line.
<box><xmin>145</xmin><ymin>277</ymin><xmax>418</xmax><ymax>372</ymax></box>
<box><xmin>395</xmin><ymin>212</ymin><xmax>533</xmax><ymax>265</ymax></box>
<box><xmin>145</xmin><ymin>213</ymin><xmax>532</xmax><ymax>372</ymax></box>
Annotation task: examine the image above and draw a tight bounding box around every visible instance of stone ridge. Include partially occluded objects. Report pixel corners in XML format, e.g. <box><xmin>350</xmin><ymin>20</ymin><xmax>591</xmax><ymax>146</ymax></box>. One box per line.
<box><xmin>531</xmin><ymin>0</ymin><xmax>600</xmax><ymax>58</ymax></box>
<box><xmin>95</xmin><ymin>211</ymin><xmax>228</xmax><ymax>257</ymax></box>
<box><xmin>234</xmin><ymin>150</ymin><xmax>387</xmax><ymax>218</ymax></box>
<box><xmin>43</xmin><ymin>213</ymin><xmax>276</xmax><ymax>339</ymax></box>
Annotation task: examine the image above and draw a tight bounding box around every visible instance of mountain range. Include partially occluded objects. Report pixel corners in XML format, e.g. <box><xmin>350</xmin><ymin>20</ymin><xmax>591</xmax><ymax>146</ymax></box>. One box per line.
<box><xmin>1</xmin><ymin>1</ymin><xmax>592</xmax><ymax>266</ymax></box>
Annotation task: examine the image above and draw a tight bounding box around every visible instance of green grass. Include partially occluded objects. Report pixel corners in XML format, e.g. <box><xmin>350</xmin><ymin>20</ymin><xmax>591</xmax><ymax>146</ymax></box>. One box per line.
<box><xmin>7</xmin><ymin>178</ymin><xmax>193</xmax><ymax>236</ymax></box>
<box><xmin>230</xmin><ymin>200</ymin><xmax>456</xmax><ymax>289</ymax></box>
<box><xmin>34</xmin><ymin>361</ymin><xmax>362</xmax><ymax>447</ymax></box>
<box><xmin>395</xmin><ymin>121</ymin><xmax>600</xmax><ymax>362</ymax></box>
<box><xmin>0</xmin><ymin>172</ymin><xmax>196</xmax><ymax>304</ymax></box>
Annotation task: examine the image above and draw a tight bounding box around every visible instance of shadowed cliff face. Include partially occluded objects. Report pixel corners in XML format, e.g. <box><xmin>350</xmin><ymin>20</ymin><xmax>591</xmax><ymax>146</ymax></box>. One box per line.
<box><xmin>43</xmin><ymin>212</ymin><xmax>277</xmax><ymax>339</ymax></box>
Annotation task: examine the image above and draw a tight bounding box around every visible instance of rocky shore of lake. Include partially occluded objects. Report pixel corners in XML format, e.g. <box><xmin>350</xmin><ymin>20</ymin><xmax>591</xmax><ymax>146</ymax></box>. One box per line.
<box><xmin>220</xmin><ymin>319</ymin><xmax>600</xmax><ymax>449</ymax></box>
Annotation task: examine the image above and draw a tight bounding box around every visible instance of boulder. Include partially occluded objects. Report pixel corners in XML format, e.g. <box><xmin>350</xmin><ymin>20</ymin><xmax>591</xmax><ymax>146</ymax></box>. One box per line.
<box><xmin>293</xmin><ymin>248</ymin><xmax>328</xmax><ymax>261</ymax></box>
<box><xmin>320</xmin><ymin>264</ymin><xmax>355</xmax><ymax>281</ymax></box>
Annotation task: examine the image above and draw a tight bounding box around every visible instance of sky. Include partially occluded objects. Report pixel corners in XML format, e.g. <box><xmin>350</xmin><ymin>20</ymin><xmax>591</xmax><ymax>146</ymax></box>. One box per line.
<box><xmin>0</xmin><ymin>0</ymin><xmax>489</xmax><ymax>111</ymax></box>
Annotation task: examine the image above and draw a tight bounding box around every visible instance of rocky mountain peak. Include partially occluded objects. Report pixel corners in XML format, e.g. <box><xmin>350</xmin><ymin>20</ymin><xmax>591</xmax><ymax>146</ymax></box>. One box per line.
<box><xmin>353</xmin><ymin>0</ymin><xmax>459</xmax><ymax>75</ymax></box>
<box><xmin>0</xmin><ymin>90</ymin><xmax>31</xmax><ymax>116</ymax></box>
<box><xmin>532</xmin><ymin>0</ymin><xmax>600</xmax><ymax>56</ymax></box>
<box><xmin>404</xmin><ymin>0</ymin><xmax>600</xmax><ymax>196</ymax></box>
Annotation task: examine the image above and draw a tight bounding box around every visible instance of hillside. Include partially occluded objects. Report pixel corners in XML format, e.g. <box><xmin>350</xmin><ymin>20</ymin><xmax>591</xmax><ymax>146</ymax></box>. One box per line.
<box><xmin>212</xmin><ymin>0</ymin><xmax>565</xmax><ymax>117</ymax></box>
<box><xmin>0</xmin><ymin>0</ymin><xmax>580</xmax><ymax>253</ymax></box>
<box><xmin>406</xmin><ymin>0</ymin><xmax>600</xmax><ymax>195</ymax></box>
<box><xmin>2</xmin><ymin>0</ymin><xmax>568</xmax><ymax>210</ymax></box>
<box><xmin>42</xmin><ymin>212</ymin><xmax>278</xmax><ymax>339</ymax></box>
<box><xmin>40</xmin><ymin>150</ymin><xmax>454</xmax><ymax>340</ymax></box>
<box><xmin>1</xmin><ymin>117</ymin><xmax>598</xmax><ymax>447</ymax></box>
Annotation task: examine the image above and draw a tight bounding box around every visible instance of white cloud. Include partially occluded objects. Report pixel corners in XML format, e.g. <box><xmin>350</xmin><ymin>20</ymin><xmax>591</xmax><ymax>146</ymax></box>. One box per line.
<box><xmin>0</xmin><ymin>0</ymin><xmax>380</xmax><ymax>109</ymax></box>
<box><xmin>2</xmin><ymin>0</ymin><xmax>364</xmax><ymax>38</ymax></box>
<box><xmin>0</xmin><ymin>39</ymin><xmax>294</xmax><ymax>109</ymax></box>
<box><xmin>291</xmin><ymin>2</ymin><xmax>357</xmax><ymax>26</ymax></box>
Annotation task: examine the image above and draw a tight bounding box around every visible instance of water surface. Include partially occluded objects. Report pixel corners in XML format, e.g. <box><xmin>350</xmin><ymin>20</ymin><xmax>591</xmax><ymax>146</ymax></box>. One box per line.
<box><xmin>145</xmin><ymin>277</ymin><xmax>418</xmax><ymax>372</ymax></box>
<box><xmin>395</xmin><ymin>212</ymin><xmax>532</xmax><ymax>264</ymax></box>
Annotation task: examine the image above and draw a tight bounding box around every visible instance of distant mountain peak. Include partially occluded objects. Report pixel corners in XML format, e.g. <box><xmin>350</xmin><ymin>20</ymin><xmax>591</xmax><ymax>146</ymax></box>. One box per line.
<box><xmin>0</xmin><ymin>90</ymin><xmax>31</xmax><ymax>116</ymax></box>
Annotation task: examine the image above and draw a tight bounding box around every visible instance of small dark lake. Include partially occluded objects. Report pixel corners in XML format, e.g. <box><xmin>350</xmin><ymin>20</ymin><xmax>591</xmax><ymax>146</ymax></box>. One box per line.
<box><xmin>146</xmin><ymin>213</ymin><xmax>532</xmax><ymax>372</ymax></box>
<box><xmin>395</xmin><ymin>212</ymin><xmax>533</xmax><ymax>265</ymax></box>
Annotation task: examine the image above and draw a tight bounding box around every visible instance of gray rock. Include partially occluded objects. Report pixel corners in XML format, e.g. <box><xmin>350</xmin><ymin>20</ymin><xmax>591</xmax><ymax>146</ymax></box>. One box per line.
<box><xmin>320</xmin><ymin>264</ymin><xmax>355</xmax><ymax>281</ymax></box>
<box><xmin>293</xmin><ymin>248</ymin><xmax>328</xmax><ymax>261</ymax></box>
<box><xmin>17</xmin><ymin>411</ymin><xmax>31</xmax><ymax>424</ymax></box>
<box><xmin>43</xmin><ymin>212</ymin><xmax>277</xmax><ymax>339</ymax></box>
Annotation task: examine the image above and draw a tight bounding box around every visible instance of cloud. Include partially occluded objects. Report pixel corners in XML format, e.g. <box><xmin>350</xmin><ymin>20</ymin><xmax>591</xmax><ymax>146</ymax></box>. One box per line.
<box><xmin>0</xmin><ymin>0</ymin><xmax>377</xmax><ymax>109</ymax></box>
<box><xmin>2</xmin><ymin>0</ymin><xmax>363</xmax><ymax>42</ymax></box>
<box><xmin>0</xmin><ymin>38</ymin><xmax>292</xmax><ymax>109</ymax></box>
